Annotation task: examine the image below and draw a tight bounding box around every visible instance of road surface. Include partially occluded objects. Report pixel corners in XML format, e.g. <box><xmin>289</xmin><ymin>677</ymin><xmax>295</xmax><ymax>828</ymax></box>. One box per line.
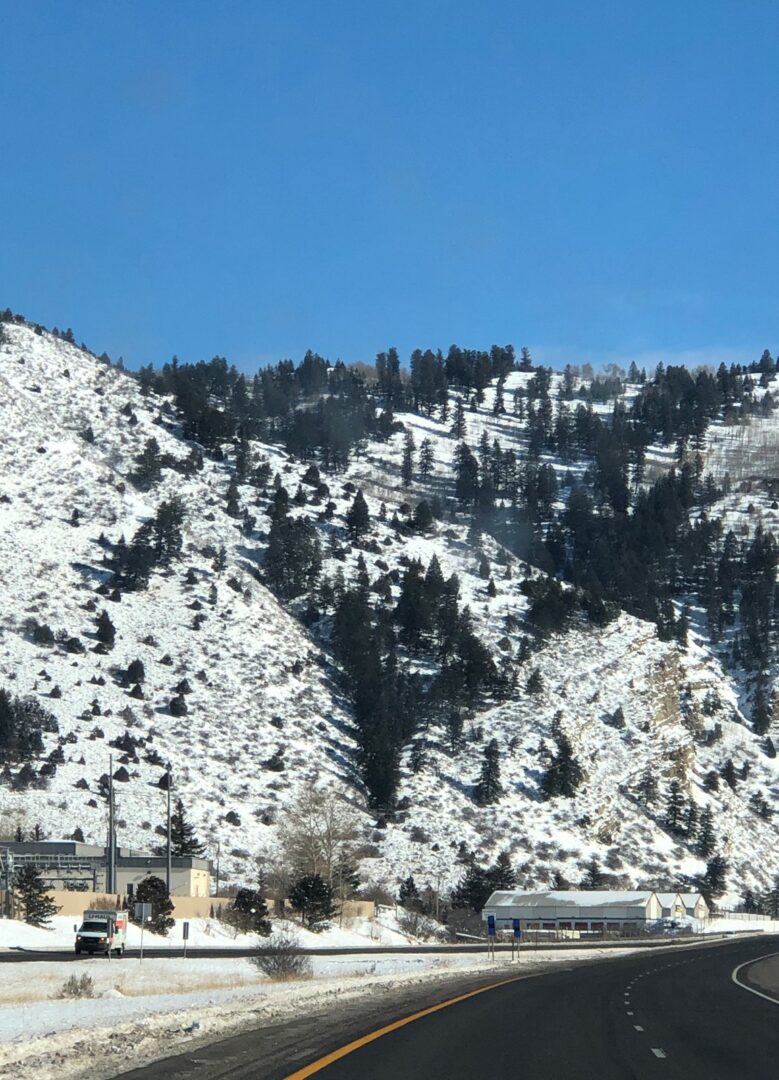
<box><xmin>115</xmin><ymin>935</ymin><xmax>779</xmax><ymax>1080</ymax></box>
<box><xmin>0</xmin><ymin>935</ymin><xmax>728</xmax><ymax>963</ymax></box>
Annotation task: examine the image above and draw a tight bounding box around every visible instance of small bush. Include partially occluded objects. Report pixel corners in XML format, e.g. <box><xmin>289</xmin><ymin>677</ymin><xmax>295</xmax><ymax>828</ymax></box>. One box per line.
<box><xmin>250</xmin><ymin>933</ymin><xmax>312</xmax><ymax>981</ymax></box>
<box><xmin>57</xmin><ymin>974</ymin><xmax>95</xmax><ymax>999</ymax></box>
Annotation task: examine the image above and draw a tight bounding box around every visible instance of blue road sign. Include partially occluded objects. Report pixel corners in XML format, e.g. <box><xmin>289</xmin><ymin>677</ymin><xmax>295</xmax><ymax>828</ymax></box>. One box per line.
<box><xmin>512</xmin><ymin>918</ymin><xmax>521</xmax><ymax>939</ymax></box>
<box><xmin>487</xmin><ymin>914</ymin><xmax>496</xmax><ymax>937</ymax></box>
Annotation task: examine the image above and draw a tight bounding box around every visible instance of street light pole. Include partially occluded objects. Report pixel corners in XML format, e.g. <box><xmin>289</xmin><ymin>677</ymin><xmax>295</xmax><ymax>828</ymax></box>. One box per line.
<box><xmin>166</xmin><ymin>763</ymin><xmax>172</xmax><ymax>895</ymax></box>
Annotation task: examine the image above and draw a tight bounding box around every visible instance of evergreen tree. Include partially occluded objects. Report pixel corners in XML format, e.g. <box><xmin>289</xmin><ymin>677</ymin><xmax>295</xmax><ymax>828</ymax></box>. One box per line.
<box><xmin>96</xmin><ymin>609</ymin><xmax>116</xmax><ymax>646</ymax></box>
<box><xmin>701</xmin><ymin>854</ymin><xmax>728</xmax><ymax>901</ymax></box>
<box><xmin>412</xmin><ymin>500</ymin><xmax>434</xmax><ymax>532</ymax></box>
<box><xmin>132</xmin><ymin>437</ymin><xmax>162</xmax><ymax>489</ymax></box>
<box><xmin>636</xmin><ymin>769</ymin><xmax>658</xmax><ymax>805</ymax></box>
<box><xmin>454</xmin><ymin>443</ymin><xmax>479</xmax><ymax>504</ymax></box>
<box><xmin>289</xmin><ymin>873</ymin><xmax>335</xmax><ymax>928</ymax></box>
<box><xmin>265</xmin><ymin>515</ymin><xmax>322</xmax><ymax>599</ymax></box>
<box><xmin>399</xmin><ymin>874</ymin><xmax>421</xmax><ymax>909</ymax></box>
<box><xmin>683</xmin><ymin>800</ymin><xmax>699</xmax><ymax>841</ymax></box>
<box><xmin>132</xmin><ymin>874</ymin><xmax>175</xmax><ymax>935</ymax></box>
<box><xmin>231</xmin><ymin>887</ymin><xmax>272</xmax><ymax>935</ymax></box>
<box><xmin>697</xmin><ymin>805</ymin><xmax>716</xmax><ymax>857</ymax></box>
<box><xmin>474</xmin><ymin>738</ymin><xmax>503</xmax><ymax>805</ymax></box>
<box><xmin>488</xmin><ymin>851</ymin><xmax>516</xmax><ymax>890</ymax></box>
<box><xmin>401</xmin><ymin>431</ymin><xmax>415</xmax><ymax>487</ymax></box>
<box><xmin>581</xmin><ymin>858</ymin><xmax>605</xmax><ymax>888</ymax></box>
<box><xmin>419</xmin><ymin>438</ymin><xmax>435</xmax><ymax>479</ymax></box>
<box><xmin>450</xmin><ymin>398</ymin><xmax>467</xmax><ymax>440</ymax></box>
<box><xmin>450</xmin><ymin>862</ymin><xmax>493</xmax><ymax>911</ymax></box>
<box><xmin>164</xmin><ymin>798</ymin><xmax>206</xmax><ymax>856</ymax></box>
<box><xmin>765</xmin><ymin>876</ymin><xmax>779</xmax><ymax>919</ymax></box>
<box><xmin>14</xmin><ymin>865</ymin><xmax>60</xmax><ymax>926</ymax></box>
<box><xmin>346</xmin><ymin>490</ymin><xmax>371</xmax><ymax>540</ymax></box>
<box><xmin>540</xmin><ymin>734</ymin><xmax>583</xmax><ymax>799</ymax></box>
<box><xmin>721</xmin><ymin>759</ymin><xmax>738</xmax><ymax>790</ymax></box>
<box><xmin>226</xmin><ymin>477</ymin><xmax>241</xmax><ymax>518</ymax></box>
<box><xmin>663</xmin><ymin>780</ymin><xmax>686</xmax><ymax>836</ymax></box>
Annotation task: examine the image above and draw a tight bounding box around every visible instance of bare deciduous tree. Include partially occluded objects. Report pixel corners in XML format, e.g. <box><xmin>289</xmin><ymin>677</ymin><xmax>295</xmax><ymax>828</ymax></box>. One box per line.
<box><xmin>276</xmin><ymin>788</ymin><xmax>361</xmax><ymax>890</ymax></box>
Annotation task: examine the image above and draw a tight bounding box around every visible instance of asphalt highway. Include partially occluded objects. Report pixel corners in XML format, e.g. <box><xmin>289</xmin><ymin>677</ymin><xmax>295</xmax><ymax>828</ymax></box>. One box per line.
<box><xmin>0</xmin><ymin>936</ymin><xmax>729</xmax><ymax>963</ymax></box>
<box><xmin>114</xmin><ymin>935</ymin><xmax>779</xmax><ymax>1080</ymax></box>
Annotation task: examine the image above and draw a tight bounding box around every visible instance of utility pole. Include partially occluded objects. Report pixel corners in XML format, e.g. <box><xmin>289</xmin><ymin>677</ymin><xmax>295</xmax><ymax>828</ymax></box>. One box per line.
<box><xmin>165</xmin><ymin>762</ymin><xmax>172</xmax><ymax>895</ymax></box>
<box><xmin>215</xmin><ymin>840</ymin><xmax>220</xmax><ymax>896</ymax></box>
<box><xmin>107</xmin><ymin>754</ymin><xmax>116</xmax><ymax>894</ymax></box>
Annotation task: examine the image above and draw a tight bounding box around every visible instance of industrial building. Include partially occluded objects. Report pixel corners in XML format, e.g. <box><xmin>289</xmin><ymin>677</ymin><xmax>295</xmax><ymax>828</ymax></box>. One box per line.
<box><xmin>0</xmin><ymin>840</ymin><xmax>211</xmax><ymax>898</ymax></box>
<box><xmin>482</xmin><ymin>890</ymin><xmax>664</xmax><ymax>933</ymax></box>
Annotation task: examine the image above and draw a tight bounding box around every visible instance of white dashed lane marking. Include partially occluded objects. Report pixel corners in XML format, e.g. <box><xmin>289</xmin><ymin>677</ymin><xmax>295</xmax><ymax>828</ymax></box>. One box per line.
<box><xmin>651</xmin><ymin>1048</ymin><xmax>667</xmax><ymax>1059</ymax></box>
<box><xmin>634</xmin><ymin>1025</ymin><xmax>644</xmax><ymax>1032</ymax></box>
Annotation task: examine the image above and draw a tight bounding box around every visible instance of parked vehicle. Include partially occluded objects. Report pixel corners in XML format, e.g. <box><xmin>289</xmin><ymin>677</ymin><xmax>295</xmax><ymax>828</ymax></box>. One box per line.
<box><xmin>74</xmin><ymin>909</ymin><xmax>126</xmax><ymax>957</ymax></box>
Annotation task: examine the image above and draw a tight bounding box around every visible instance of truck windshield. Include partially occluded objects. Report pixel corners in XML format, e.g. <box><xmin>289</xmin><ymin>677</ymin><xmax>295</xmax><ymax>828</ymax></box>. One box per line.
<box><xmin>80</xmin><ymin>922</ymin><xmax>110</xmax><ymax>933</ymax></box>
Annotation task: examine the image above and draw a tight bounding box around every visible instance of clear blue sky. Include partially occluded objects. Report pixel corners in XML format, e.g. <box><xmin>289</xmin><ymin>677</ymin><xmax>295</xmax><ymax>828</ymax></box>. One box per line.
<box><xmin>1</xmin><ymin>0</ymin><xmax>777</xmax><ymax>371</ymax></box>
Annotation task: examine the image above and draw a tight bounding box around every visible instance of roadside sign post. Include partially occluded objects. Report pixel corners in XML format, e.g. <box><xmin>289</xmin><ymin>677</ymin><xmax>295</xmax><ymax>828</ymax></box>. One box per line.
<box><xmin>512</xmin><ymin>918</ymin><xmax>521</xmax><ymax>963</ymax></box>
<box><xmin>136</xmin><ymin>903</ymin><xmax>152</xmax><ymax>962</ymax></box>
<box><xmin>183</xmin><ymin>920</ymin><xmax>190</xmax><ymax>959</ymax></box>
<box><xmin>487</xmin><ymin>914</ymin><xmax>496</xmax><ymax>961</ymax></box>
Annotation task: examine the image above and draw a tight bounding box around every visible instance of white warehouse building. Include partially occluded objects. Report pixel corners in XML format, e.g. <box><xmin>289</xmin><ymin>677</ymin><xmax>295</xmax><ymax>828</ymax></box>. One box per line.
<box><xmin>482</xmin><ymin>890</ymin><xmax>664</xmax><ymax>933</ymax></box>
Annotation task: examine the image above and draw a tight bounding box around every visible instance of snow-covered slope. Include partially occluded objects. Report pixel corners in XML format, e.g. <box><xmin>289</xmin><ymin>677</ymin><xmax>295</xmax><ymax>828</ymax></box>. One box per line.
<box><xmin>1</xmin><ymin>323</ymin><xmax>777</xmax><ymax>898</ymax></box>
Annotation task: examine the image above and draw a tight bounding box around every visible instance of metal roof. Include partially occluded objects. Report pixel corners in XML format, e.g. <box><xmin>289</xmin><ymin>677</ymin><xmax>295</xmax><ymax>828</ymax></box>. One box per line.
<box><xmin>485</xmin><ymin>890</ymin><xmax>659</xmax><ymax>909</ymax></box>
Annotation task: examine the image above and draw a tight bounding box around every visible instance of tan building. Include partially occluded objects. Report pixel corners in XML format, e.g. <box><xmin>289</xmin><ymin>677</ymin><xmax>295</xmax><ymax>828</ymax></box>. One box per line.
<box><xmin>0</xmin><ymin>841</ymin><xmax>212</xmax><ymax>898</ymax></box>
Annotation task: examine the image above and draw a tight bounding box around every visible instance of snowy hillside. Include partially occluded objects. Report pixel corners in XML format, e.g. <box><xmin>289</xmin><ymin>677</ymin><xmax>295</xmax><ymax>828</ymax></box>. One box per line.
<box><xmin>1</xmin><ymin>322</ymin><xmax>777</xmax><ymax>900</ymax></box>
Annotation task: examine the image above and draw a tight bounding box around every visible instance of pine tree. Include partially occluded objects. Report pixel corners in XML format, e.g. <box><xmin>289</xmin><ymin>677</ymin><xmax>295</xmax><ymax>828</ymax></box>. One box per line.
<box><xmin>289</xmin><ymin>873</ymin><xmax>335</xmax><ymax>928</ymax></box>
<box><xmin>581</xmin><ymin>858</ymin><xmax>605</xmax><ymax>888</ymax></box>
<box><xmin>765</xmin><ymin>875</ymin><xmax>779</xmax><ymax>919</ymax></box>
<box><xmin>231</xmin><ymin>887</ymin><xmax>272</xmax><ymax>935</ymax></box>
<box><xmin>450</xmin><ymin>399</ymin><xmax>467</xmax><ymax>440</ymax></box>
<box><xmin>226</xmin><ymin>477</ymin><xmax>241</xmax><ymax>517</ymax></box>
<box><xmin>451</xmin><ymin>862</ymin><xmax>493</xmax><ymax>911</ymax></box>
<box><xmin>474</xmin><ymin>738</ymin><xmax>503</xmax><ymax>805</ymax></box>
<box><xmin>540</xmin><ymin>734</ymin><xmax>583</xmax><ymax>798</ymax></box>
<box><xmin>419</xmin><ymin>438</ymin><xmax>435</xmax><ymax>479</ymax></box>
<box><xmin>721</xmin><ymin>759</ymin><xmax>738</xmax><ymax>790</ymax></box>
<box><xmin>488</xmin><ymin>851</ymin><xmax>516</xmax><ymax>890</ymax></box>
<box><xmin>683</xmin><ymin>800</ymin><xmax>699</xmax><ymax>841</ymax></box>
<box><xmin>165</xmin><ymin>798</ymin><xmax>206</xmax><ymax>856</ymax></box>
<box><xmin>132</xmin><ymin>874</ymin><xmax>175</xmax><ymax>935</ymax></box>
<box><xmin>697</xmin><ymin>806</ymin><xmax>716</xmax><ymax>857</ymax></box>
<box><xmin>664</xmin><ymin>780</ymin><xmax>686</xmax><ymax>836</ymax></box>
<box><xmin>346</xmin><ymin>490</ymin><xmax>371</xmax><ymax>540</ymax></box>
<box><xmin>401</xmin><ymin>431</ymin><xmax>415</xmax><ymax>487</ymax></box>
<box><xmin>399</xmin><ymin>874</ymin><xmax>421</xmax><ymax>908</ymax></box>
<box><xmin>636</xmin><ymin>769</ymin><xmax>658</xmax><ymax>806</ymax></box>
<box><xmin>701</xmin><ymin>854</ymin><xmax>728</xmax><ymax>901</ymax></box>
<box><xmin>95</xmin><ymin>609</ymin><xmax>116</xmax><ymax>647</ymax></box>
<box><xmin>14</xmin><ymin>865</ymin><xmax>60</xmax><ymax>926</ymax></box>
<box><xmin>133</xmin><ymin>437</ymin><xmax>162</xmax><ymax>489</ymax></box>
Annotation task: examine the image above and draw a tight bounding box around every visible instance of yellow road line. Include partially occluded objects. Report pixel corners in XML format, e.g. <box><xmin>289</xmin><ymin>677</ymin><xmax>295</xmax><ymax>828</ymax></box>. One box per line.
<box><xmin>282</xmin><ymin>972</ymin><xmax>526</xmax><ymax>1079</ymax></box>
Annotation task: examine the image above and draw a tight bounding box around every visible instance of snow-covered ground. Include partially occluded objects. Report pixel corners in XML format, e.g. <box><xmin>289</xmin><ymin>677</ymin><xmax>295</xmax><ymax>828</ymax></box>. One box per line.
<box><xmin>0</xmin><ymin>913</ymin><xmax>414</xmax><ymax>952</ymax></box>
<box><xmin>0</xmin><ymin>322</ymin><xmax>777</xmax><ymax>902</ymax></box>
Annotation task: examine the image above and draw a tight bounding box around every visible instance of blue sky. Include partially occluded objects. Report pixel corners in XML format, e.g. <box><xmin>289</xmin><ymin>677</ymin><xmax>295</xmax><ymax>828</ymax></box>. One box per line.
<box><xmin>0</xmin><ymin>1</ymin><xmax>777</xmax><ymax>371</ymax></box>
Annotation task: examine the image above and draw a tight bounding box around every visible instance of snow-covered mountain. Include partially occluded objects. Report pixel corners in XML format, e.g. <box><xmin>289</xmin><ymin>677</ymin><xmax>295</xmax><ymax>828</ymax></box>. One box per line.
<box><xmin>1</xmin><ymin>320</ymin><xmax>777</xmax><ymax>900</ymax></box>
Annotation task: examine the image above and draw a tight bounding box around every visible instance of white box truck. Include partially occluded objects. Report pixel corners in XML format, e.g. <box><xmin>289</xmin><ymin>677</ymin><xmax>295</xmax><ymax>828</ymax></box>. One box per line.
<box><xmin>75</xmin><ymin>909</ymin><xmax>127</xmax><ymax>957</ymax></box>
